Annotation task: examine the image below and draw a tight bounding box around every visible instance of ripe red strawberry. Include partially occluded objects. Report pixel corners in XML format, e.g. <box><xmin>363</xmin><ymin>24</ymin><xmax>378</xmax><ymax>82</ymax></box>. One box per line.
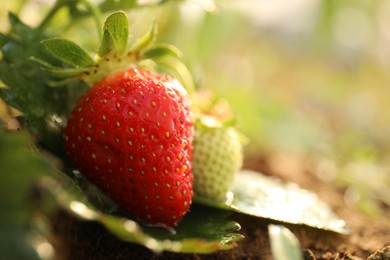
<box><xmin>64</xmin><ymin>68</ymin><xmax>194</xmax><ymax>228</ymax></box>
<box><xmin>38</xmin><ymin>12</ymin><xmax>196</xmax><ymax>228</ymax></box>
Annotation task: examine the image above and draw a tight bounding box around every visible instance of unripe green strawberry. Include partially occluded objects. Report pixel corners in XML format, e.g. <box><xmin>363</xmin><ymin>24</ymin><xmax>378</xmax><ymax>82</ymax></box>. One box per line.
<box><xmin>192</xmin><ymin>116</ymin><xmax>243</xmax><ymax>202</ymax></box>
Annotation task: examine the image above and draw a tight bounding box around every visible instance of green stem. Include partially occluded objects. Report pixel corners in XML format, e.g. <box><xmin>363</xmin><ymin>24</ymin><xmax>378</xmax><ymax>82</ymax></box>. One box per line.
<box><xmin>81</xmin><ymin>0</ymin><xmax>103</xmax><ymax>40</ymax></box>
<box><xmin>37</xmin><ymin>1</ymin><xmax>65</xmax><ymax>30</ymax></box>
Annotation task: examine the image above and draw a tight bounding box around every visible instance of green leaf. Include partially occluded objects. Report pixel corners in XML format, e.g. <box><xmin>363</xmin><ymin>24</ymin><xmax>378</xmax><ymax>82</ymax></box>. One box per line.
<box><xmin>42</xmin><ymin>38</ymin><xmax>94</xmax><ymax>68</ymax></box>
<box><xmin>195</xmin><ymin>170</ymin><xmax>349</xmax><ymax>234</ymax></box>
<box><xmin>0</xmin><ymin>15</ymin><xmax>88</xmax><ymax>155</ymax></box>
<box><xmin>8</xmin><ymin>12</ymin><xmax>33</xmax><ymax>38</ymax></box>
<box><xmin>269</xmin><ymin>225</ymin><xmax>303</xmax><ymax>260</ymax></box>
<box><xmin>98</xmin><ymin>11</ymin><xmax>129</xmax><ymax>56</ymax></box>
<box><xmin>38</xmin><ymin>174</ymin><xmax>243</xmax><ymax>254</ymax></box>
<box><xmin>30</xmin><ymin>56</ymin><xmax>88</xmax><ymax>78</ymax></box>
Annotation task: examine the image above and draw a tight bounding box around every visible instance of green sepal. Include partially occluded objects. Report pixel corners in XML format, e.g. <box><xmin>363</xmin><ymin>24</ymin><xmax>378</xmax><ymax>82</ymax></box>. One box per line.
<box><xmin>98</xmin><ymin>30</ymin><xmax>115</xmax><ymax>57</ymax></box>
<box><xmin>137</xmin><ymin>59</ymin><xmax>158</xmax><ymax>72</ymax></box>
<box><xmin>46</xmin><ymin>77</ymin><xmax>80</xmax><ymax>87</ymax></box>
<box><xmin>195</xmin><ymin>117</ymin><xmax>222</xmax><ymax>130</ymax></box>
<box><xmin>43</xmin><ymin>67</ymin><xmax>88</xmax><ymax>78</ymax></box>
<box><xmin>195</xmin><ymin>116</ymin><xmax>238</xmax><ymax>130</ymax></box>
<box><xmin>98</xmin><ymin>11</ymin><xmax>129</xmax><ymax>56</ymax></box>
<box><xmin>129</xmin><ymin>21</ymin><xmax>157</xmax><ymax>53</ymax></box>
<box><xmin>42</xmin><ymin>38</ymin><xmax>94</xmax><ymax>68</ymax></box>
<box><xmin>30</xmin><ymin>56</ymin><xmax>88</xmax><ymax>79</ymax></box>
<box><xmin>153</xmin><ymin>55</ymin><xmax>195</xmax><ymax>94</ymax></box>
<box><xmin>141</xmin><ymin>43</ymin><xmax>182</xmax><ymax>59</ymax></box>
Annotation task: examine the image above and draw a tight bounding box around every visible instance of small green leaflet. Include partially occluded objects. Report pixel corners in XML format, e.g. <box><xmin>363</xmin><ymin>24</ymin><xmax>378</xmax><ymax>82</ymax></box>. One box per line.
<box><xmin>195</xmin><ymin>170</ymin><xmax>349</xmax><ymax>234</ymax></box>
<box><xmin>30</xmin><ymin>56</ymin><xmax>89</xmax><ymax>79</ymax></box>
<box><xmin>38</xmin><ymin>174</ymin><xmax>243</xmax><ymax>254</ymax></box>
<box><xmin>42</xmin><ymin>38</ymin><xmax>94</xmax><ymax>68</ymax></box>
<box><xmin>98</xmin><ymin>11</ymin><xmax>129</xmax><ymax>56</ymax></box>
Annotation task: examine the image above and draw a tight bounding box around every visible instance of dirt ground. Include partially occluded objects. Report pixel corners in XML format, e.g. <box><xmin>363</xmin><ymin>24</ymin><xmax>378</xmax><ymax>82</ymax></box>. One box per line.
<box><xmin>49</xmin><ymin>153</ymin><xmax>390</xmax><ymax>259</ymax></box>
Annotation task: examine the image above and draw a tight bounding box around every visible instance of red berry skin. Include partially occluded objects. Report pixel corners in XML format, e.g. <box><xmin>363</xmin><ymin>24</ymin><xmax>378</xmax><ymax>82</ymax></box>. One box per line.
<box><xmin>64</xmin><ymin>68</ymin><xmax>194</xmax><ymax>228</ymax></box>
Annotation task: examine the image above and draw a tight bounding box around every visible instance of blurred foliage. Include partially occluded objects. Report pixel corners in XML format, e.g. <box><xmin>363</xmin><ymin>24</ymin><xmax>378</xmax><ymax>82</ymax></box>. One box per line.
<box><xmin>161</xmin><ymin>0</ymin><xmax>390</xmax><ymax>217</ymax></box>
<box><xmin>0</xmin><ymin>130</ymin><xmax>47</xmax><ymax>260</ymax></box>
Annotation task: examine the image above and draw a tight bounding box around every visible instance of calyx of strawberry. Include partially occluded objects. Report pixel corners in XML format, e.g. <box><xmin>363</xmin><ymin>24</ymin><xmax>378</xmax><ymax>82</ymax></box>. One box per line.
<box><xmin>32</xmin><ymin>11</ymin><xmax>194</xmax><ymax>91</ymax></box>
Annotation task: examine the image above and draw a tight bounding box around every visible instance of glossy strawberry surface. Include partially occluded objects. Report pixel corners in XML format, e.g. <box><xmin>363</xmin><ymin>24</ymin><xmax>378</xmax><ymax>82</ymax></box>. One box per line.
<box><xmin>64</xmin><ymin>68</ymin><xmax>194</xmax><ymax>227</ymax></box>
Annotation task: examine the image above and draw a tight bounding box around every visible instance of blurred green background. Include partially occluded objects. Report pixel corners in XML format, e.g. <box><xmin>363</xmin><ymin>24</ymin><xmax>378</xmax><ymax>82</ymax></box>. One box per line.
<box><xmin>1</xmin><ymin>0</ymin><xmax>390</xmax><ymax>219</ymax></box>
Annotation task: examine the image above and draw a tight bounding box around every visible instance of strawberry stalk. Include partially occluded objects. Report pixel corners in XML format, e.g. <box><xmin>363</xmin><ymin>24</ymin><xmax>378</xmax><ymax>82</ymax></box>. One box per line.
<box><xmin>38</xmin><ymin>0</ymin><xmax>103</xmax><ymax>35</ymax></box>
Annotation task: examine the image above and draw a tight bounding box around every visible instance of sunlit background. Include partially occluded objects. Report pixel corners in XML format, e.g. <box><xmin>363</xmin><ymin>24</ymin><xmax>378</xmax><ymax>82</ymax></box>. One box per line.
<box><xmin>2</xmin><ymin>0</ymin><xmax>390</xmax><ymax>216</ymax></box>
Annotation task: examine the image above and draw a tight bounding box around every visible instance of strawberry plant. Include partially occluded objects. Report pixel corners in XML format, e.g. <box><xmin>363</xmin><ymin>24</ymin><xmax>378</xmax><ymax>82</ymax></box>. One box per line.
<box><xmin>0</xmin><ymin>1</ymin><xmax>243</xmax><ymax>256</ymax></box>
<box><xmin>35</xmin><ymin>11</ymin><xmax>196</xmax><ymax>228</ymax></box>
<box><xmin>0</xmin><ymin>1</ymin><xmax>350</xmax><ymax>259</ymax></box>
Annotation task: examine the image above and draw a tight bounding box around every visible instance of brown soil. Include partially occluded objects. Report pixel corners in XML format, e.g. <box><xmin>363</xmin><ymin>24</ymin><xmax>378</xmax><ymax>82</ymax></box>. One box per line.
<box><xmin>48</xmin><ymin>153</ymin><xmax>390</xmax><ymax>260</ymax></box>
